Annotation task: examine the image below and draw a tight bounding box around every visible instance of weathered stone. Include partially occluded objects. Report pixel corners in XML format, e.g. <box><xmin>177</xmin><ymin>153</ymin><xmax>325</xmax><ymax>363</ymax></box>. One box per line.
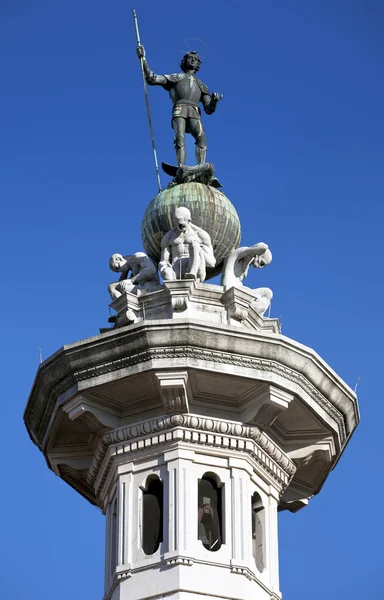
<box><xmin>221</xmin><ymin>243</ymin><xmax>273</xmax><ymax>316</ymax></box>
<box><xmin>160</xmin><ymin>206</ymin><xmax>215</xmax><ymax>282</ymax></box>
<box><xmin>108</xmin><ymin>251</ymin><xmax>160</xmax><ymax>299</ymax></box>
<box><xmin>141</xmin><ymin>182</ymin><xmax>241</xmax><ymax>278</ymax></box>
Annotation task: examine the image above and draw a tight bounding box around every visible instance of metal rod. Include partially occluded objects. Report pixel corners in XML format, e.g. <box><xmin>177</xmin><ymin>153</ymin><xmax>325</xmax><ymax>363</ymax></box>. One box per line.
<box><xmin>132</xmin><ymin>9</ymin><xmax>162</xmax><ymax>193</ymax></box>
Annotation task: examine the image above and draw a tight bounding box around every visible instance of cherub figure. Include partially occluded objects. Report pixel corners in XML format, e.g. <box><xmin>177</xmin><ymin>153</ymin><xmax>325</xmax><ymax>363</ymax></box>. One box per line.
<box><xmin>221</xmin><ymin>243</ymin><xmax>273</xmax><ymax>316</ymax></box>
<box><xmin>159</xmin><ymin>207</ymin><xmax>216</xmax><ymax>282</ymax></box>
<box><xmin>108</xmin><ymin>252</ymin><xmax>159</xmax><ymax>300</ymax></box>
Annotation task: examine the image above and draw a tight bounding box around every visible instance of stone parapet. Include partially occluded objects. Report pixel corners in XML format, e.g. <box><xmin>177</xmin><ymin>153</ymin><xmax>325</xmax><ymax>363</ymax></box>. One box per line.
<box><xmin>108</xmin><ymin>280</ymin><xmax>280</xmax><ymax>331</ymax></box>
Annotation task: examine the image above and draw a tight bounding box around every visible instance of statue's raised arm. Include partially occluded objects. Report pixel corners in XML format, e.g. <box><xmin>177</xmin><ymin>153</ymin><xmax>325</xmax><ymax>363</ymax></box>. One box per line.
<box><xmin>136</xmin><ymin>44</ymin><xmax>222</xmax><ymax>167</ymax></box>
<box><xmin>136</xmin><ymin>45</ymin><xmax>168</xmax><ymax>86</ymax></box>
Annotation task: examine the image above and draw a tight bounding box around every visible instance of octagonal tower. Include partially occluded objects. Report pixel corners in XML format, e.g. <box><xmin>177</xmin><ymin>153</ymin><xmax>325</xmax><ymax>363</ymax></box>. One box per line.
<box><xmin>25</xmin><ymin>274</ymin><xmax>359</xmax><ymax>600</ymax></box>
<box><xmin>24</xmin><ymin>21</ymin><xmax>359</xmax><ymax>600</ymax></box>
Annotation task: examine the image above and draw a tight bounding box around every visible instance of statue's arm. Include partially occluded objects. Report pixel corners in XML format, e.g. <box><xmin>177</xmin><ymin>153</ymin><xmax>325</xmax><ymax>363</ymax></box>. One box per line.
<box><xmin>202</xmin><ymin>92</ymin><xmax>223</xmax><ymax>115</ymax></box>
<box><xmin>160</xmin><ymin>234</ymin><xmax>172</xmax><ymax>265</ymax></box>
<box><xmin>235</xmin><ymin>243</ymin><xmax>269</xmax><ymax>262</ymax></box>
<box><xmin>131</xmin><ymin>258</ymin><xmax>158</xmax><ymax>285</ymax></box>
<box><xmin>136</xmin><ymin>45</ymin><xmax>167</xmax><ymax>86</ymax></box>
<box><xmin>191</xmin><ymin>225</ymin><xmax>216</xmax><ymax>267</ymax></box>
<box><xmin>201</xmin><ymin>239</ymin><xmax>216</xmax><ymax>267</ymax></box>
<box><xmin>118</xmin><ymin>265</ymin><xmax>130</xmax><ymax>281</ymax></box>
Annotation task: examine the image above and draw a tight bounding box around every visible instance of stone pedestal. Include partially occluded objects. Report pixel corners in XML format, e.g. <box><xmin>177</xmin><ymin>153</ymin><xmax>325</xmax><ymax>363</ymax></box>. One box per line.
<box><xmin>24</xmin><ymin>281</ymin><xmax>359</xmax><ymax>600</ymax></box>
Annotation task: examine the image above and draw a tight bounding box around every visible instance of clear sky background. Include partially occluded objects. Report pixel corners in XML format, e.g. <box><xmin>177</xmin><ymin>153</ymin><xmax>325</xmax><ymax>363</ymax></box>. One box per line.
<box><xmin>1</xmin><ymin>1</ymin><xmax>383</xmax><ymax>598</ymax></box>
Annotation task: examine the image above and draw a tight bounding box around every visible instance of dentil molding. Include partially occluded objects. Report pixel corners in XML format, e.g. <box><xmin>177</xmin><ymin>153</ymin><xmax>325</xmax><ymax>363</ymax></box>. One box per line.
<box><xmin>87</xmin><ymin>413</ymin><xmax>296</xmax><ymax>496</ymax></box>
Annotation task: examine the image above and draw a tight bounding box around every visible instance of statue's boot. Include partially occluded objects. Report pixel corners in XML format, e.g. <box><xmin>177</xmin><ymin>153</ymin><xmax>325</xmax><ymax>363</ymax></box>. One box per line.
<box><xmin>176</xmin><ymin>146</ymin><xmax>186</xmax><ymax>167</ymax></box>
<box><xmin>195</xmin><ymin>146</ymin><xmax>206</xmax><ymax>165</ymax></box>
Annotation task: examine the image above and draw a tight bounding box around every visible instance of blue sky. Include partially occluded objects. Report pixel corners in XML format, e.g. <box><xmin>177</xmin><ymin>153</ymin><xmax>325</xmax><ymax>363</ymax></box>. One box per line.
<box><xmin>1</xmin><ymin>1</ymin><xmax>383</xmax><ymax>598</ymax></box>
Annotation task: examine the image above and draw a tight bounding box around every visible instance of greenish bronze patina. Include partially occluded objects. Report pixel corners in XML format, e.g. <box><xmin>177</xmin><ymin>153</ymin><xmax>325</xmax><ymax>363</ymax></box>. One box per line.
<box><xmin>141</xmin><ymin>182</ymin><xmax>241</xmax><ymax>279</ymax></box>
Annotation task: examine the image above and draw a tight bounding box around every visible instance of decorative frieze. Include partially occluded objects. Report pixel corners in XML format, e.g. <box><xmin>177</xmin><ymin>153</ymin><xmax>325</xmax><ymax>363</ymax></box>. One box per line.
<box><xmin>165</xmin><ymin>556</ymin><xmax>194</xmax><ymax>567</ymax></box>
<box><xmin>88</xmin><ymin>414</ymin><xmax>296</xmax><ymax>496</ymax></box>
<box><xmin>50</xmin><ymin>345</ymin><xmax>347</xmax><ymax>445</ymax></box>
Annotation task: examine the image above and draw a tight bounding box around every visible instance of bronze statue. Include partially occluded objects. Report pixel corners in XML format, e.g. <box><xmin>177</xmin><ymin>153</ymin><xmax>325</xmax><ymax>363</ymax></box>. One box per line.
<box><xmin>136</xmin><ymin>46</ymin><xmax>222</xmax><ymax>167</ymax></box>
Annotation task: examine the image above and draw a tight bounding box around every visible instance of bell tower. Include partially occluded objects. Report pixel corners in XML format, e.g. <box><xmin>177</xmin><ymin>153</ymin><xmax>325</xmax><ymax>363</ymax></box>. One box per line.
<box><xmin>24</xmin><ymin>286</ymin><xmax>358</xmax><ymax>600</ymax></box>
<box><xmin>24</xmin><ymin>13</ymin><xmax>359</xmax><ymax>600</ymax></box>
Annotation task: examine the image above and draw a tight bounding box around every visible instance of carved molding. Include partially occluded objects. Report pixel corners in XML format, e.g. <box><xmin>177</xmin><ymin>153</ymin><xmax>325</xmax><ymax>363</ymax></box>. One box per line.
<box><xmin>103</xmin><ymin>558</ymin><xmax>275</xmax><ymax>600</ymax></box>
<box><xmin>163</xmin><ymin>279</ymin><xmax>194</xmax><ymax>313</ymax></box>
<box><xmin>155</xmin><ymin>371</ymin><xmax>190</xmax><ymax>413</ymax></box>
<box><xmin>241</xmin><ymin>384</ymin><xmax>294</xmax><ymax>426</ymax></box>
<box><xmin>88</xmin><ymin>414</ymin><xmax>296</xmax><ymax>497</ymax></box>
<box><xmin>278</xmin><ymin>498</ymin><xmax>310</xmax><ymax>513</ymax></box>
<box><xmin>221</xmin><ymin>286</ymin><xmax>251</xmax><ymax>323</ymax></box>
<box><xmin>103</xmin><ymin>567</ymin><xmax>132</xmax><ymax>600</ymax></box>
<box><xmin>63</xmin><ymin>395</ymin><xmax>120</xmax><ymax>430</ymax></box>
<box><xmin>49</xmin><ymin>346</ymin><xmax>347</xmax><ymax>447</ymax></box>
<box><xmin>166</xmin><ymin>556</ymin><xmax>193</xmax><ymax>567</ymax></box>
<box><xmin>119</xmin><ymin>309</ymin><xmax>137</xmax><ymax>327</ymax></box>
<box><xmin>172</xmin><ymin>296</ymin><xmax>188</xmax><ymax>311</ymax></box>
<box><xmin>288</xmin><ymin>439</ymin><xmax>335</xmax><ymax>469</ymax></box>
<box><xmin>230</xmin><ymin>563</ymin><xmax>278</xmax><ymax>598</ymax></box>
<box><xmin>229</xmin><ymin>304</ymin><xmax>249</xmax><ymax>322</ymax></box>
<box><xmin>231</xmin><ymin>565</ymin><xmax>258</xmax><ymax>582</ymax></box>
<box><xmin>292</xmin><ymin>448</ymin><xmax>331</xmax><ymax>470</ymax></box>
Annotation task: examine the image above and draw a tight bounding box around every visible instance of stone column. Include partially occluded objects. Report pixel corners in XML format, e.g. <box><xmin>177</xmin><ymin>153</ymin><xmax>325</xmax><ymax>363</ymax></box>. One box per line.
<box><xmin>230</xmin><ymin>460</ymin><xmax>251</xmax><ymax>567</ymax></box>
<box><xmin>267</xmin><ymin>488</ymin><xmax>281</xmax><ymax>595</ymax></box>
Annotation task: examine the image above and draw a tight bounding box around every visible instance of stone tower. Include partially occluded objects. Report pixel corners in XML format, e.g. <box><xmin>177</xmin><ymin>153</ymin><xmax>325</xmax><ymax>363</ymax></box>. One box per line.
<box><xmin>24</xmin><ymin>35</ymin><xmax>359</xmax><ymax>600</ymax></box>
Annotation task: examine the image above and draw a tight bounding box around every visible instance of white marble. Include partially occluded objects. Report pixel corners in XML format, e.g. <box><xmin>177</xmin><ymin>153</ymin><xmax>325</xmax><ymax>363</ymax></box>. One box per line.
<box><xmin>24</xmin><ymin>281</ymin><xmax>360</xmax><ymax>600</ymax></box>
<box><xmin>221</xmin><ymin>244</ymin><xmax>273</xmax><ymax>316</ymax></box>
<box><xmin>160</xmin><ymin>207</ymin><xmax>216</xmax><ymax>282</ymax></box>
<box><xmin>108</xmin><ymin>252</ymin><xmax>159</xmax><ymax>299</ymax></box>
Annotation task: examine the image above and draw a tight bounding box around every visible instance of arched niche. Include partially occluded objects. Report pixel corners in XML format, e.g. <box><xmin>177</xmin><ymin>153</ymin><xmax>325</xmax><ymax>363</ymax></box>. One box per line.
<box><xmin>142</xmin><ymin>475</ymin><xmax>163</xmax><ymax>556</ymax></box>
<box><xmin>251</xmin><ymin>491</ymin><xmax>265</xmax><ymax>572</ymax></box>
<box><xmin>198</xmin><ymin>473</ymin><xmax>223</xmax><ymax>552</ymax></box>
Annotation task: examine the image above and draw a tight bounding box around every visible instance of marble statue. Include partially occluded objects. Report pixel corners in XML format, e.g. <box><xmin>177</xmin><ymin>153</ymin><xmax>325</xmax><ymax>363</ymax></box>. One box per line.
<box><xmin>160</xmin><ymin>207</ymin><xmax>216</xmax><ymax>282</ymax></box>
<box><xmin>221</xmin><ymin>243</ymin><xmax>273</xmax><ymax>316</ymax></box>
<box><xmin>136</xmin><ymin>46</ymin><xmax>222</xmax><ymax>167</ymax></box>
<box><xmin>108</xmin><ymin>252</ymin><xmax>159</xmax><ymax>300</ymax></box>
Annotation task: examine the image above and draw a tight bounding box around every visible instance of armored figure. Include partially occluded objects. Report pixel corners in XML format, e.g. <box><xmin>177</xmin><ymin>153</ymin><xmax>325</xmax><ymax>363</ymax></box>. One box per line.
<box><xmin>136</xmin><ymin>45</ymin><xmax>222</xmax><ymax>166</ymax></box>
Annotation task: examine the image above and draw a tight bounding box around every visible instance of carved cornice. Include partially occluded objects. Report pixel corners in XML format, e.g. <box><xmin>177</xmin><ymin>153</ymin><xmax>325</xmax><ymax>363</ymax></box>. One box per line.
<box><xmin>103</xmin><ymin>557</ymin><xmax>276</xmax><ymax>600</ymax></box>
<box><xmin>103</xmin><ymin>567</ymin><xmax>132</xmax><ymax>600</ymax></box>
<box><xmin>231</xmin><ymin>565</ymin><xmax>282</xmax><ymax>600</ymax></box>
<box><xmin>166</xmin><ymin>556</ymin><xmax>193</xmax><ymax>567</ymax></box>
<box><xmin>50</xmin><ymin>346</ymin><xmax>347</xmax><ymax>445</ymax></box>
<box><xmin>88</xmin><ymin>414</ymin><xmax>296</xmax><ymax>496</ymax></box>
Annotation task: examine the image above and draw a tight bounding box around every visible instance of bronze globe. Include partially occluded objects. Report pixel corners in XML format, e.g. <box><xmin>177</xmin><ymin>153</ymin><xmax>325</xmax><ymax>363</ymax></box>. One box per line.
<box><xmin>141</xmin><ymin>183</ymin><xmax>241</xmax><ymax>279</ymax></box>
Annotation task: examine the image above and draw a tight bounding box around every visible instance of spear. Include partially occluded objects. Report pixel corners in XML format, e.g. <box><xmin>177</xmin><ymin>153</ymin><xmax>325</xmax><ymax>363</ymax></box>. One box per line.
<box><xmin>132</xmin><ymin>9</ymin><xmax>162</xmax><ymax>193</ymax></box>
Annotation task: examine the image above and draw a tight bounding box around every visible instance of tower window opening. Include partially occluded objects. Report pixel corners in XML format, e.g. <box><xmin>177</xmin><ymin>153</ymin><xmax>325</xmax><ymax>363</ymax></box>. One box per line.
<box><xmin>198</xmin><ymin>475</ymin><xmax>223</xmax><ymax>552</ymax></box>
<box><xmin>142</xmin><ymin>476</ymin><xmax>163</xmax><ymax>555</ymax></box>
<box><xmin>251</xmin><ymin>492</ymin><xmax>265</xmax><ymax>572</ymax></box>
